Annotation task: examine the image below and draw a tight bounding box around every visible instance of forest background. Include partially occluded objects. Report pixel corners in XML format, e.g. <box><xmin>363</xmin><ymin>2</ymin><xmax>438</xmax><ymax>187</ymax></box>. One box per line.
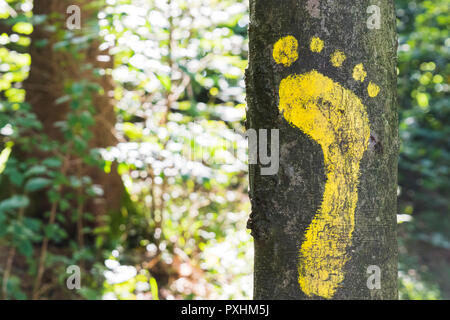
<box><xmin>0</xmin><ymin>0</ymin><xmax>448</xmax><ymax>300</ymax></box>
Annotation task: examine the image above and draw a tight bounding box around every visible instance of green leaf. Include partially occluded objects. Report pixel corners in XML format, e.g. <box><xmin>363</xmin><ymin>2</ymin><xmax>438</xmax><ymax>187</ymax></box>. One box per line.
<box><xmin>150</xmin><ymin>277</ymin><xmax>159</xmax><ymax>300</ymax></box>
<box><xmin>44</xmin><ymin>223</ymin><xmax>67</xmax><ymax>242</ymax></box>
<box><xmin>60</xmin><ymin>199</ymin><xmax>70</xmax><ymax>211</ymax></box>
<box><xmin>23</xmin><ymin>217</ymin><xmax>42</xmax><ymax>233</ymax></box>
<box><xmin>24</xmin><ymin>177</ymin><xmax>52</xmax><ymax>192</ymax></box>
<box><xmin>0</xmin><ymin>212</ymin><xmax>6</xmax><ymax>236</ymax></box>
<box><xmin>16</xmin><ymin>239</ymin><xmax>33</xmax><ymax>258</ymax></box>
<box><xmin>123</xmin><ymin>122</ymin><xmax>143</xmax><ymax>140</ymax></box>
<box><xmin>55</xmin><ymin>95</ymin><xmax>71</xmax><ymax>105</ymax></box>
<box><xmin>0</xmin><ymin>142</ymin><xmax>13</xmax><ymax>174</ymax></box>
<box><xmin>79</xmin><ymin>288</ymin><xmax>101</xmax><ymax>300</ymax></box>
<box><xmin>12</xmin><ymin>22</ymin><xmax>33</xmax><ymax>35</ymax></box>
<box><xmin>24</xmin><ymin>165</ymin><xmax>47</xmax><ymax>177</ymax></box>
<box><xmin>42</xmin><ymin>157</ymin><xmax>62</xmax><ymax>168</ymax></box>
<box><xmin>156</xmin><ymin>74</ymin><xmax>172</xmax><ymax>92</ymax></box>
<box><xmin>7</xmin><ymin>168</ymin><xmax>24</xmax><ymax>187</ymax></box>
<box><xmin>0</xmin><ymin>195</ymin><xmax>30</xmax><ymax>213</ymax></box>
<box><xmin>53</xmin><ymin>40</ymin><xmax>70</xmax><ymax>51</ymax></box>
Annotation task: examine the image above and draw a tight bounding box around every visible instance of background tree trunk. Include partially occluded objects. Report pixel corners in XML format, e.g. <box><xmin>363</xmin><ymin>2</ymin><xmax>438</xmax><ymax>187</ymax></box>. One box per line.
<box><xmin>24</xmin><ymin>0</ymin><xmax>123</xmax><ymax>222</ymax></box>
<box><xmin>246</xmin><ymin>0</ymin><xmax>398</xmax><ymax>299</ymax></box>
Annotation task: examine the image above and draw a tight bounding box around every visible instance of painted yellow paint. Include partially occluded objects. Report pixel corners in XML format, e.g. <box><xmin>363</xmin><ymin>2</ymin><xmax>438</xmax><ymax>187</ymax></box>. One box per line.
<box><xmin>278</xmin><ymin>70</ymin><xmax>370</xmax><ymax>299</ymax></box>
<box><xmin>368</xmin><ymin>81</ymin><xmax>380</xmax><ymax>97</ymax></box>
<box><xmin>353</xmin><ymin>63</ymin><xmax>367</xmax><ymax>82</ymax></box>
<box><xmin>273</xmin><ymin>36</ymin><xmax>299</xmax><ymax>67</ymax></box>
<box><xmin>272</xmin><ymin>35</ymin><xmax>378</xmax><ymax>298</ymax></box>
<box><xmin>330</xmin><ymin>50</ymin><xmax>346</xmax><ymax>67</ymax></box>
<box><xmin>310</xmin><ymin>37</ymin><xmax>324</xmax><ymax>53</ymax></box>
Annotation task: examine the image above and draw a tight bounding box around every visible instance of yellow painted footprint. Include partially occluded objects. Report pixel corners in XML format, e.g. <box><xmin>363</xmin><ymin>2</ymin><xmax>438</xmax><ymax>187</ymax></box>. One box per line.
<box><xmin>273</xmin><ymin>35</ymin><xmax>378</xmax><ymax>299</ymax></box>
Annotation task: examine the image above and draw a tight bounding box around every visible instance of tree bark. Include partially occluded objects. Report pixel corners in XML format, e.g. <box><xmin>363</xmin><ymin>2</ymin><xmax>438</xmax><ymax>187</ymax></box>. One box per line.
<box><xmin>246</xmin><ymin>0</ymin><xmax>398</xmax><ymax>299</ymax></box>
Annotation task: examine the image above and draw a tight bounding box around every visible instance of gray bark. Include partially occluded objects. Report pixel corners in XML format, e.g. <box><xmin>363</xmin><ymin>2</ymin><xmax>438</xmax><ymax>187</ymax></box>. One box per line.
<box><xmin>246</xmin><ymin>0</ymin><xmax>398</xmax><ymax>299</ymax></box>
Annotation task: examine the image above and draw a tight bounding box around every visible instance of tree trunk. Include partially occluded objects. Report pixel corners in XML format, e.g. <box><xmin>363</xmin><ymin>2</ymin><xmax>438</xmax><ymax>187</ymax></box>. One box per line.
<box><xmin>24</xmin><ymin>0</ymin><xmax>123</xmax><ymax>222</ymax></box>
<box><xmin>246</xmin><ymin>0</ymin><xmax>398</xmax><ymax>299</ymax></box>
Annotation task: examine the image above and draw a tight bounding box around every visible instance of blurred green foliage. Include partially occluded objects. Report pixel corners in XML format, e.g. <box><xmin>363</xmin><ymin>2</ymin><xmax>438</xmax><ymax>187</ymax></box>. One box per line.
<box><xmin>396</xmin><ymin>0</ymin><xmax>449</xmax><ymax>299</ymax></box>
<box><xmin>0</xmin><ymin>0</ymin><xmax>114</xmax><ymax>299</ymax></box>
<box><xmin>0</xmin><ymin>0</ymin><xmax>448</xmax><ymax>300</ymax></box>
<box><xmin>98</xmin><ymin>0</ymin><xmax>252</xmax><ymax>299</ymax></box>
<box><xmin>1</xmin><ymin>0</ymin><xmax>252</xmax><ymax>300</ymax></box>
